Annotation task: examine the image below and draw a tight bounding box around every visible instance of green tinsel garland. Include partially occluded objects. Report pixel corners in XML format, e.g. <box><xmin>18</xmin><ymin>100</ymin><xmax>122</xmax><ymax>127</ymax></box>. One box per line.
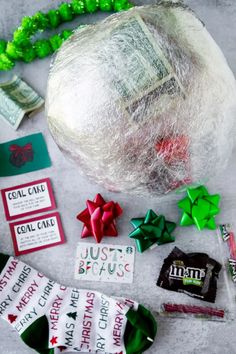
<box><xmin>0</xmin><ymin>0</ymin><xmax>133</xmax><ymax>71</ymax></box>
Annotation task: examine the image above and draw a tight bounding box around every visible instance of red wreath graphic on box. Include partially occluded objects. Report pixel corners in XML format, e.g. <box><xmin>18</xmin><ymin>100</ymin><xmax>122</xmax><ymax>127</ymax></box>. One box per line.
<box><xmin>9</xmin><ymin>143</ymin><xmax>34</xmax><ymax>168</ymax></box>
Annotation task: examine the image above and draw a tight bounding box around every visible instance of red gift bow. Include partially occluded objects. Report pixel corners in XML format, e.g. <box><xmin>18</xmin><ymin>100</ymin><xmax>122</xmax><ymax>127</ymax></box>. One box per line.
<box><xmin>9</xmin><ymin>143</ymin><xmax>33</xmax><ymax>161</ymax></box>
<box><xmin>77</xmin><ymin>193</ymin><xmax>123</xmax><ymax>243</ymax></box>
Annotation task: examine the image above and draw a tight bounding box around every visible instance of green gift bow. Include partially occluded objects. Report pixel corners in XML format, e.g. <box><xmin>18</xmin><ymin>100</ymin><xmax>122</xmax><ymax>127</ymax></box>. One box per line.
<box><xmin>178</xmin><ymin>185</ymin><xmax>221</xmax><ymax>230</ymax></box>
<box><xmin>129</xmin><ymin>209</ymin><xmax>176</xmax><ymax>253</ymax></box>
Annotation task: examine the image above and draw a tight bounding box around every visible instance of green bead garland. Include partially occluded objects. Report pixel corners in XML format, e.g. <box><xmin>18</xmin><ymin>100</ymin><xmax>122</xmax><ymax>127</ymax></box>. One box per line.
<box><xmin>72</xmin><ymin>0</ymin><xmax>85</xmax><ymax>14</ymax></box>
<box><xmin>0</xmin><ymin>53</ymin><xmax>14</xmax><ymax>71</ymax></box>
<box><xmin>49</xmin><ymin>34</ymin><xmax>63</xmax><ymax>51</ymax></box>
<box><xmin>5</xmin><ymin>42</ymin><xmax>21</xmax><ymax>60</ymax></box>
<box><xmin>99</xmin><ymin>0</ymin><xmax>112</xmax><ymax>12</ymax></box>
<box><xmin>35</xmin><ymin>39</ymin><xmax>52</xmax><ymax>58</ymax></box>
<box><xmin>22</xmin><ymin>47</ymin><xmax>37</xmax><ymax>63</ymax></box>
<box><xmin>0</xmin><ymin>40</ymin><xmax>7</xmax><ymax>54</ymax></box>
<box><xmin>85</xmin><ymin>0</ymin><xmax>99</xmax><ymax>13</ymax></box>
<box><xmin>0</xmin><ymin>0</ymin><xmax>134</xmax><ymax>71</ymax></box>
<box><xmin>59</xmin><ymin>3</ymin><xmax>74</xmax><ymax>21</ymax></box>
<box><xmin>47</xmin><ymin>10</ymin><xmax>61</xmax><ymax>28</ymax></box>
<box><xmin>61</xmin><ymin>29</ymin><xmax>74</xmax><ymax>40</ymax></box>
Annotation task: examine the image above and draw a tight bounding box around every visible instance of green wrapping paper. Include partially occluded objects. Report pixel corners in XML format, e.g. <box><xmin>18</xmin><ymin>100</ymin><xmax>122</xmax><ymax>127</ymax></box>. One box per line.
<box><xmin>0</xmin><ymin>133</ymin><xmax>51</xmax><ymax>176</ymax></box>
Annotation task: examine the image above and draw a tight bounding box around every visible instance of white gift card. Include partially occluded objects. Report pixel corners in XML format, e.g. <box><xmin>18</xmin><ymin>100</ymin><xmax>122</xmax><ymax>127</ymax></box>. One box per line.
<box><xmin>1</xmin><ymin>178</ymin><xmax>56</xmax><ymax>220</ymax></box>
<box><xmin>9</xmin><ymin>212</ymin><xmax>65</xmax><ymax>256</ymax></box>
<box><xmin>75</xmin><ymin>242</ymin><xmax>135</xmax><ymax>283</ymax></box>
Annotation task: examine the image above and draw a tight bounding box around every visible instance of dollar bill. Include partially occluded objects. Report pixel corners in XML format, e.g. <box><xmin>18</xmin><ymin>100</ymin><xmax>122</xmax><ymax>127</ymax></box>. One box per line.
<box><xmin>98</xmin><ymin>14</ymin><xmax>184</xmax><ymax>123</ymax></box>
<box><xmin>124</xmin><ymin>75</ymin><xmax>183</xmax><ymax>123</ymax></box>
<box><xmin>0</xmin><ymin>75</ymin><xmax>44</xmax><ymax>130</ymax></box>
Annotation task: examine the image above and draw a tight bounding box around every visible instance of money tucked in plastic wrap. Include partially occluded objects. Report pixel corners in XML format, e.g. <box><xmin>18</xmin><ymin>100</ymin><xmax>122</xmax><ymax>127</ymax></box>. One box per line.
<box><xmin>0</xmin><ymin>75</ymin><xmax>44</xmax><ymax>130</ymax></box>
<box><xmin>99</xmin><ymin>15</ymin><xmax>184</xmax><ymax>124</ymax></box>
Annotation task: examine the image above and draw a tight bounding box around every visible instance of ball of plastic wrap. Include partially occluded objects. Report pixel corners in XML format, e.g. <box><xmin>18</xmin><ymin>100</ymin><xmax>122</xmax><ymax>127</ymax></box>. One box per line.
<box><xmin>46</xmin><ymin>2</ymin><xmax>236</xmax><ymax>196</ymax></box>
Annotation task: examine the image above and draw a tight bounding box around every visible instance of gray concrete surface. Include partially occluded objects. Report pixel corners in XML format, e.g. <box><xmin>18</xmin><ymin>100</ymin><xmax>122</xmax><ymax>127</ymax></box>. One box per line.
<box><xmin>0</xmin><ymin>0</ymin><xmax>236</xmax><ymax>353</ymax></box>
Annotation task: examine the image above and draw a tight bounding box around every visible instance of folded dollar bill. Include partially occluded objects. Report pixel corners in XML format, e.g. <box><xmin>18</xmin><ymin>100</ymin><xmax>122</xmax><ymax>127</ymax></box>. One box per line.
<box><xmin>99</xmin><ymin>15</ymin><xmax>185</xmax><ymax>124</ymax></box>
<box><xmin>0</xmin><ymin>75</ymin><xmax>44</xmax><ymax>130</ymax></box>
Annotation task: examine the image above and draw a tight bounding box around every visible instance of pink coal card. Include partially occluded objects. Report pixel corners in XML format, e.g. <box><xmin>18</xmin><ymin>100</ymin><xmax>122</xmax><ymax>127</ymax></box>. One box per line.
<box><xmin>9</xmin><ymin>212</ymin><xmax>65</xmax><ymax>256</ymax></box>
<box><xmin>1</xmin><ymin>178</ymin><xmax>56</xmax><ymax>220</ymax></box>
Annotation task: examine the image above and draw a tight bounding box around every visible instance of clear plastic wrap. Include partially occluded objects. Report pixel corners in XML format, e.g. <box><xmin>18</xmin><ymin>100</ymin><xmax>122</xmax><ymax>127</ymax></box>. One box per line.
<box><xmin>46</xmin><ymin>2</ymin><xmax>236</xmax><ymax>196</ymax></box>
<box><xmin>156</xmin><ymin>225</ymin><xmax>236</xmax><ymax>322</ymax></box>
